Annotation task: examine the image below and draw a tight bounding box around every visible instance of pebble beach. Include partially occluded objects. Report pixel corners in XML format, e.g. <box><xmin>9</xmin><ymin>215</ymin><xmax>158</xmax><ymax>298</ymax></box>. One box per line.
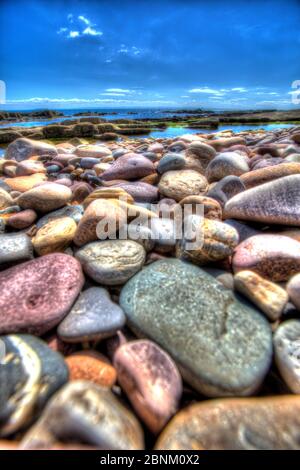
<box><xmin>1</xmin><ymin>125</ymin><xmax>300</xmax><ymax>450</ymax></box>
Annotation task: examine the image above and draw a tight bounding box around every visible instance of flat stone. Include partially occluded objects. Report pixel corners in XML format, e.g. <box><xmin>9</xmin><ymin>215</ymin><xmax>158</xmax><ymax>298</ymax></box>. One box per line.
<box><xmin>0</xmin><ymin>233</ymin><xmax>33</xmax><ymax>267</ymax></box>
<box><xmin>66</xmin><ymin>351</ymin><xmax>117</xmax><ymax>387</ymax></box>
<box><xmin>274</xmin><ymin>320</ymin><xmax>300</xmax><ymax>393</ymax></box>
<box><xmin>120</xmin><ymin>259</ymin><xmax>272</xmax><ymax>396</ymax></box>
<box><xmin>0</xmin><ymin>253</ymin><xmax>84</xmax><ymax>335</ymax></box>
<box><xmin>76</xmin><ymin>240</ymin><xmax>146</xmax><ymax>285</ymax></box>
<box><xmin>224</xmin><ymin>175</ymin><xmax>300</xmax><ymax>226</ymax></box>
<box><xmin>32</xmin><ymin>216</ymin><xmax>77</xmax><ymax>255</ymax></box>
<box><xmin>0</xmin><ymin>334</ymin><xmax>68</xmax><ymax>437</ymax></box>
<box><xmin>4</xmin><ymin>173</ymin><xmax>47</xmax><ymax>192</ymax></box>
<box><xmin>114</xmin><ymin>340</ymin><xmax>182</xmax><ymax>433</ymax></box>
<box><xmin>232</xmin><ymin>234</ymin><xmax>300</xmax><ymax>282</ymax></box>
<box><xmin>158</xmin><ymin>170</ymin><xmax>208</xmax><ymax>202</ymax></box>
<box><xmin>155</xmin><ymin>396</ymin><xmax>300</xmax><ymax>450</ymax></box>
<box><xmin>234</xmin><ymin>270</ymin><xmax>288</xmax><ymax>321</ymax></box>
<box><xmin>176</xmin><ymin>217</ymin><xmax>239</xmax><ymax>265</ymax></box>
<box><xmin>58</xmin><ymin>287</ymin><xmax>125</xmax><ymax>342</ymax></box>
<box><xmin>241</xmin><ymin>163</ymin><xmax>300</xmax><ymax>189</ymax></box>
<box><xmin>17</xmin><ymin>183</ymin><xmax>72</xmax><ymax>213</ymax></box>
<box><xmin>5</xmin><ymin>138</ymin><xmax>58</xmax><ymax>162</ymax></box>
<box><xmin>75</xmin><ymin>145</ymin><xmax>112</xmax><ymax>159</ymax></box>
<box><xmin>19</xmin><ymin>381</ymin><xmax>144</xmax><ymax>450</ymax></box>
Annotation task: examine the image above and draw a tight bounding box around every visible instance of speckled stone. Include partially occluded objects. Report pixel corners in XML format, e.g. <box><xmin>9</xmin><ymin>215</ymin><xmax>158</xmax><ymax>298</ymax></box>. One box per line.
<box><xmin>158</xmin><ymin>170</ymin><xmax>208</xmax><ymax>202</ymax></box>
<box><xmin>114</xmin><ymin>340</ymin><xmax>182</xmax><ymax>433</ymax></box>
<box><xmin>0</xmin><ymin>253</ymin><xmax>84</xmax><ymax>335</ymax></box>
<box><xmin>17</xmin><ymin>183</ymin><xmax>72</xmax><ymax>213</ymax></box>
<box><xmin>0</xmin><ymin>334</ymin><xmax>68</xmax><ymax>437</ymax></box>
<box><xmin>241</xmin><ymin>163</ymin><xmax>300</xmax><ymax>189</ymax></box>
<box><xmin>205</xmin><ymin>152</ymin><xmax>249</xmax><ymax>183</ymax></box>
<box><xmin>207</xmin><ymin>175</ymin><xmax>246</xmax><ymax>206</ymax></box>
<box><xmin>58</xmin><ymin>287</ymin><xmax>125</xmax><ymax>342</ymax></box>
<box><xmin>234</xmin><ymin>270</ymin><xmax>288</xmax><ymax>321</ymax></box>
<box><xmin>76</xmin><ymin>240</ymin><xmax>146</xmax><ymax>285</ymax></box>
<box><xmin>66</xmin><ymin>351</ymin><xmax>117</xmax><ymax>387</ymax></box>
<box><xmin>101</xmin><ymin>153</ymin><xmax>155</xmax><ymax>181</ymax></box>
<box><xmin>224</xmin><ymin>175</ymin><xmax>300</xmax><ymax>226</ymax></box>
<box><xmin>157</xmin><ymin>153</ymin><xmax>185</xmax><ymax>174</ymax></box>
<box><xmin>112</xmin><ymin>182</ymin><xmax>159</xmax><ymax>203</ymax></box>
<box><xmin>286</xmin><ymin>273</ymin><xmax>300</xmax><ymax>310</ymax></box>
<box><xmin>0</xmin><ymin>233</ymin><xmax>33</xmax><ymax>267</ymax></box>
<box><xmin>176</xmin><ymin>217</ymin><xmax>239</xmax><ymax>265</ymax></box>
<box><xmin>36</xmin><ymin>205</ymin><xmax>83</xmax><ymax>229</ymax></box>
<box><xmin>274</xmin><ymin>320</ymin><xmax>300</xmax><ymax>394</ymax></box>
<box><xmin>7</xmin><ymin>209</ymin><xmax>37</xmax><ymax>230</ymax></box>
<box><xmin>155</xmin><ymin>396</ymin><xmax>300</xmax><ymax>450</ymax></box>
<box><xmin>32</xmin><ymin>216</ymin><xmax>77</xmax><ymax>255</ymax></box>
<box><xmin>232</xmin><ymin>234</ymin><xmax>300</xmax><ymax>282</ymax></box>
<box><xmin>120</xmin><ymin>259</ymin><xmax>272</xmax><ymax>397</ymax></box>
<box><xmin>19</xmin><ymin>381</ymin><xmax>144</xmax><ymax>450</ymax></box>
<box><xmin>179</xmin><ymin>195</ymin><xmax>222</xmax><ymax>220</ymax></box>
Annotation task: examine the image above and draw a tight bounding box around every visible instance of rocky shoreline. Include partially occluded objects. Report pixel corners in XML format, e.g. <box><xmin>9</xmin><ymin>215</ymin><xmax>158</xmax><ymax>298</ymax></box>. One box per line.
<box><xmin>1</xmin><ymin>125</ymin><xmax>300</xmax><ymax>449</ymax></box>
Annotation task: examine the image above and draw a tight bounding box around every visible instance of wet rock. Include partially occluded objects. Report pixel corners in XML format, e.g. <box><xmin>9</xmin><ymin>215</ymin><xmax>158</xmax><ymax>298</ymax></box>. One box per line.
<box><xmin>232</xmin><ymin>234</ymin><xmax>300</xmax><ymax>282</ymax></box>
<box><xmin>58</xmin><ymin>287</ymin><xmax>126</xmax><ymax>342</ymax></box>
<box><xmin>234</xmin><ymin>270</ymin><xmax>288</xmax><ymax>321</ymax></box>
<box><xmin>0</xmin><ymin>334</ymin><xmax>68</xmax><ymax>437</ymax></box>
<box><xmin>76</xmin><ymin>240</ymin><xmax>146</xmax><ymax>285</ymax></box>
<box><xmin>114</xmin><ymin>340</ymin><xmax>182</xmax><ymax>433</ymax></box>
<box><xmin>155</xmin><ymin>396</ymin><xmax>300</xmax><ymax>450</ymax></box>
<box><xmin>0</xmin><ymin>253</ymin><xmax>84</xmax><ymax>335</ymax></box>
<box><xmin>120</xmin><ymin>259</ymin><xmax>272</xmax><ymax>396</ymax></box>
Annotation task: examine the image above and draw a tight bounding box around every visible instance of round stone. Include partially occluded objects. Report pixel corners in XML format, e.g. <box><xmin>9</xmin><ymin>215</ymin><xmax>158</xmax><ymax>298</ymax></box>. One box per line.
<box><xmin>66</xmin><ymin>351</ymin><xmax>117</xmax><ymax>388</ymax></box>
<box><xmin>5</xmin><ymin>137</ymin><xmax>58</xmax><ymax>162</ymax></box>
<box><xmin>274</xmin><ymin>320</ymin><xmax>300</xmax><ymax>393</ymax></box>
<box><xmin>114</xmin><ymin>340</ymin><xmax>182</xmax><ymax>433</ymax></box>
<box><xmin>4</xmin><ymin>173</ymin><xmax>47</xmax><ymax>192</ymax></box>
<box><xmin>0</xmin><ymin>188</ymin><xmax>13</xmax><ymax>210</ymax></box>
<box><xmin>232</xmin><ymin>234</ymin><xmax>300</xmax><ymax>282</ymax></box>
<box><xmin>58</xmin><ymin>286</ymin><xmax>126</xmax><ymax>342</ymax></box>
<box><xmin>19</xmin><ymin>381</ymin><xmax>144</xmax><ymax>450</ymax></box>
<box><xmin>207</xmin><ymin>175</ymin><xmax>246</xmax><ymax>206</ymax></box>
<box><xmin>36</xmin><ymin>205</ymin><xmax>83</xmax><ymax>229</ymax></box>
<box><xmin>113</xmin><ymin>182</ymin><xmax>158</xmax><ymax>203</ymax></box>
<box><xmin>158</xmin><ymin>170</ymin><xmax>208</xmax><ymax>202</ymax></box>
<box><xmin>186</xmin><ymin>141</ymin><xmax>216</xmax><ymax>171</ymax></box>
<box><xmin>0</xmin><ymin>334</ymin><xmax>68</xmax><ymax>437</ymax></box>
<box><xmin>17</xmin><ymin>183</ymin><xmax>72</xmax><ymax>213</ymax></box>
<box><xmin>176</xmin><ymin>217</ymin><xmax>239</xmax><ymax>265</ymax></box>
<box><xmin>76</xmin><ymin>240</ymin><xmax>146</xmax><ymax>285</ymax></box>
<box><xmin>286</xmin><ymin>273</ymin><xmax>300</xmax><ymax>310</ymax></box>
<box><xmin>0</xmin><ymin>253</ymin><xmax>84</xmax><ymax>335</ymax></box>
<box><xmin>205</xmin><ymin>152</ymin><xmax>249</xmax><ymax>183</ymax></box>
<box><xmin>7</xmin><ymin>209</ymin><xmax>37</xmax><ymax>230</ymax></box>
<box><xmin>32</xmin><ymin>216</ymin><xmax>77</xmax><ymax>255</ymax></box>
<box><xmin>0</xmin><ymin>233</ymin><xmax>33</xmax><ymax>267</ymax></box>
<box><xmin>155</xmin><ymin>396</ymin><xmax>300</xmax><ymax>450</ymax></box>
<box><xmin>120</xmin><ymin>259</ymin><xmax>272</xmax><ymax>397</ymax></box>
<box><xmin>179</xmin><ymin>195</ymin><xmax>222</xmax><ymax>220</ymax></box>
<box><xmin>75</xmin><ymin>145</ymin><xmax>112</xmax><ymax>159</ymax></box>
<box><xmin>157</xmin><ymin>153</ymin><xmax>185</xmax><ymax>174</ymax></box>
<box><xmin>101</xmin><ymin>153</ymin><xmax>155</xmax><ymax>181</ymax></box>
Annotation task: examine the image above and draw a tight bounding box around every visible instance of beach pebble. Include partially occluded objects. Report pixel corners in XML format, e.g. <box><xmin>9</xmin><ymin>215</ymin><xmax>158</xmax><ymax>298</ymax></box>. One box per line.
<box><xmin>101</xmin><ymin>153</ymin><xmax>155</xmax><ymax>181</ymax></box>
<box><xmin>120</xmin><ymin>259</ymin><xmax>272</xmax><ymax>396</ymax></box>
<box><xmin>0</xmin><ymin>334</ymin><xmax>68</xmax><ymax>437</ymax></box>
<box><xmin>114</xmin><ymin>340</ymin><xmax>182</xmax><ymax>433</ymax></box>
<box><xmin>17</xmin><ymin>183</ymin><xmax>72</xmax><ymax>213</ymax></box>
<box><xmin>234</xmin><ymin>270</ymin><xmax>288</xmax><ymax>321</ymax></box>
<box><xmin>155</xmin><ymin>396</ymin><xmax>300</xmax><ymax>450</ymax></box>
<box><xmin>32</xmin><ymin>216</ymin><xmax>77</xmax><ymax>255</ymax></box>
<box><xmin>206</xmin><ymin>152</ymin><xmax>249</xmax><ymax>183</ymax></box>
<box><xmin>241</xmin><ymin>163</ymin><xmax>300</xmax><ymax>189</ymax></box>
<box><xmin>0</xmin><ymin>233</ymin><xmax>33</xmax><ymax>267</ymax></box>
<box><xmin>0</xmin><ymin>253</ymin><xmax>84</xmax><ymax>335</ymax></box>
<box><xmin>224</xmin><ymin>219</ymin><xmax>259</xmax><ymax>242</ymax></box>
<box><xmin>274</xmin><ymin>320</ymin><xmax>300</xmax><ymax>393</ymax></box>
<box><xmin>113</xmin><ymin>181</ymin><xmax>158</xmax><ymax>203</ymax></box>
<box><xmin>75</xmin><ymin>145</ymin><xmax>112</xmax><ymax>159</ymax></box>
<box><xmin>36</xmin><ymin>204</ymin><xmax>83</xmax><ymax>229</ymax></box>
<box><xmin>207</xmin><ymin>175</ymin><xmax>246</xmax><ymax>205</ymax></box>
<box><xmin>0</xmin><ymin>188</ymin><xmax>14</xmax><ymax>210</ymax></box>
<box><xmin>186</xmin><ymin>141</ymin><xmax>216</xmax><ymax>171</ymax></box>
<box><xmin>19</xmin><ymin>381</ymin><xmax>144</xmax><ymax>450</ymax></box>
<box><xmin>16</xmin><ymin>160</ymin><xmax>46</xmax><ymax>176</ymax></box>
<box><xmin>7</xmin><ymin>209</ymin><xmax>37</xmax><ymax>229</ymax></box>
<box><xmin>74</xmin><ymin>199</ymin><xmax>126</xmax><ymax>246</ymax></box>
<box><xmin>232</xmin><ymin>234</ymin><xmax>300</xmax><ymax>282</ymax></box>
<box><xmin>179</xmin><ymin>195</ymin><xmax>222</xmax><ymax>220</ymax></box>
<box><xmin>158</xmin><ymin>169</ymin><xmax>208</xmax><ymax>201</ymax></box>
<box><xmin>4</xmin><ymin>173</ymin><xmax>47</xmax><ymax>192</ymax></box>
<box><xmin>76</xmin><ymin>240</ymin><xmax>146</xmax><ymax>285</ymax></box>
<box><xmin>65</xmin><ymin>351</ymin><xmax>117</xmax><ymax>387</ymax></box>
<box><xmin>5</xmin><ymin>138</ymin><xmax>57</xmax><ymax>162</ymax></box>
<box><xmin>58</xmin><ymin>287</ymin><xmax>126</xmax><ymax>342</ymax></box>
<box><xmin>177</xmin><ymin>217</ymin><xmax>239</xmax><ymax>265</ymax></box>
<box><xmin>286</xmin><ymin>273</ymin><xmax>300</xmax><ymax>309</ymax></box>
<box><xmin>224</xmin><ymin>175</ymin><xmax>300</xmax><ymax>226</ymax></box>
<box><xmin>157</xmin><ymin>153</ymin><xmax>185</xmax><ymax>174</ymax></box>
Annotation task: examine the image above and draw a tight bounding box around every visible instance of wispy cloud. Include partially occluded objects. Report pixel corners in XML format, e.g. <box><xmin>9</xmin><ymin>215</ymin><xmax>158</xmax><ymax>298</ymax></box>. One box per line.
<box><xmin>106</xmin><ymin>88</ymin><xmax>132</xmax><ymax>93</ymax></box>
<box><xmin>57</xmin><ymin>14</ymin><xmax>103</xmax><ymax>39</ymax></box>
<box><xmin>68</xmin><ymin>31</ymin><xmax>79</xmax><ymax>38</ymax></box>
<box><xmin>78</xmin><ymin>15</ymin><xmax>90</xmax><ymax>25</ymax></box>
<box><xmin>188</xmin><ymin>87</ymin><xmax>226</xmax><ymax>96</ymax></box>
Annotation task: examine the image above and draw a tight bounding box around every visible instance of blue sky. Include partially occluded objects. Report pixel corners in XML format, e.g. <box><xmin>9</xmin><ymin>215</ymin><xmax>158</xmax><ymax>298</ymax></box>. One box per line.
<box><xmin>1</xmin><ymin>0</ymin><xmax>300</xmax><ymax>110</ymax></box>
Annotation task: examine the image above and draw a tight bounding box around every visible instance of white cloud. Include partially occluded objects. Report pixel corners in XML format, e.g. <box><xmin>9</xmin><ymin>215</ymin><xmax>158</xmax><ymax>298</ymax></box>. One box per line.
<box><xmin>68</xmin><ymin>31</ymin><xmax>79</xmax><ymax>38</ymax></box>
<box><xmin>188</xmin><ymin>87</ymin><xmax>225</xmax><ymax>96</ymax></box>
<box><xmin>83</xmin><ymin>26</ymin><xmax>103</xmax><ymax>37</ymax></box>
<box><xmin>101</xmin><ymin>93</ymin><xmax>126</xmax><ymax>96</ymax></box>
<box><xmin>106</xmin><ymin>88</ymin><xmax>132</xmax><ymax>93</ymax></box>
<box><xmin>231</xmin><ymin>87</ymin><xmax>247</xmax><ymax>92</ymax></box>
<box><xmin>57</xmin><ymin>27</ymin><xmax>67</xmax><ymax>34</ymax></box>
<box><xmin>78</xmin><ymin>15</ymin><xmax>90</xmax><ymax>25</ymax></box>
